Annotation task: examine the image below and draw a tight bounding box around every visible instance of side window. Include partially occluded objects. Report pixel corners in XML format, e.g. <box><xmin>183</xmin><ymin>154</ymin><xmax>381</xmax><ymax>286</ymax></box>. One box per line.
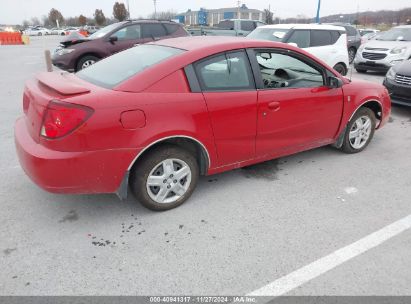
<box><xmin>111</xmin><ymin>24</ymin><xmax>141</xmax><ymax>40</ymax></box>
<box><xmin>310</xmin><ymin>30</ymin><xmax>332</xmax><ymax>47</ymax></box>
<box><xmin>217</xmin><ymin>20</ymin><xmax>235</xmax><ymax>30</ymax></box>
<box><xmin>330</xmin><ymin>31</ymin><xmax>341</xmax><ymax>44</ymax></box>
<box><xmin>254</xmin><ymin>51</ymin><xmax>324</xmax><ymax>89</ymax></box>
<box><xmin>195</xmin><ymin>51</ymin><xmax>254</xmax><ymax>91</ymax></box>
<box><xmin>164</xmin><ymin>23</ymin><xmax>179</xmax><ymax>34</ymax></box>
<box><xmin>345</xmin><ymin>26</ymin><xmax>358</xmax><ymax>36</ymax></box>
<box><xmin>142</xmin><ymin>24</ymin><xmax>167</xmax><ymax>38</ymax></box>
<box><xmin>287</xmin><ymin>30</ymin><xmax>310</xmax><ymax>48</ymax></box>
<box><xmin>241</xmin><ymin>21</ymin><xmax>256</xmax><ymax>31</ymax></box>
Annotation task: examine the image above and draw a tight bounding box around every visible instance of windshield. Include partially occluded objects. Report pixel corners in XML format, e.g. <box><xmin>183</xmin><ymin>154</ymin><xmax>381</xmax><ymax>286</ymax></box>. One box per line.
<box><xmin>377</xmin><ymin>28</ymin><xmax>411</xmax><ymax>41</ymax></box>
<box><xmin>88</xmin><ymin>23</ymin><xmax>122</xmax><ymax>39</ymax></box>
<box><xmin>247</xmin><ymin>28</ymin><xmax>289</xmax><ymax>42</ymax></box>
<box><xmin>76</xmin><ymin>45</ymin><xmax>185</xmax><ymax>89</ymax></box>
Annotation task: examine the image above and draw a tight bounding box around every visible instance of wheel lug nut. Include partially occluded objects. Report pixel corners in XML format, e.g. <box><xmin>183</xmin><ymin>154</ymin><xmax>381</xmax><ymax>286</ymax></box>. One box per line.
<box><xmin>170</xmin><ymin>174</ymin><xmax>173</xmax><ymax>178</ymax></box>
<box><xmin>167</xmin><ymin>185</ymin><xmax>171</xmax><ymax>189</ymax></box>
<box><xmin>163</xmin><ymin>179</ymin><xmax>167</xmax><ymax>183</ymax></box>
<box><xmin>173</xmin><ymin>180</ymin><xmax>177</xmax><ymax>183</ymax></box>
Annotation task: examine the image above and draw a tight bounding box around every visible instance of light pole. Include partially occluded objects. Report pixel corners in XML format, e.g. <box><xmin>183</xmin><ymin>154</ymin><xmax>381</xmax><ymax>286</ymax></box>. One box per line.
<box><xmin>316</xmin><ymin>0</ymin><xmax>321</xmax><ymax>23</ymax></box>
<box><xmin>153</xmin><ymin>0</ymin><xmax>157</xmax><ymax>19</ymax></box>
<box><xmin>126</xmin><ymin>0</ymin><xmax>130</xmax><ymax>19</ymax></box>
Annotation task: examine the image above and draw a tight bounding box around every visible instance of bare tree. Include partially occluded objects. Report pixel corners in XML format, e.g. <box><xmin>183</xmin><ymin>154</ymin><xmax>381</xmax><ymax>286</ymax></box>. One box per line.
<box><xmin>264</xmin><ymin>8</ymin><xmax>273</xmax><ymax>24</ymax></box>
<box><xmin>79</xmin><ymin>15</ymin><xmax>87</xmax><ymax>26</ymax></box>
<box><xmin>30</xmin><ymin>17</ymin><xmax>41</xmax><ymax>26</ymax></box>
<box><xmin>147</xmin><ymin>10</ymin><xmax>177</xmax><ymax>20</ymax></box>
<box><xmin>94</xmin><ymin>9</ymin><xmax>106</xmax><ymax>26</ymax></box>
<box><xmin>48</xmin><ymin>8</ymin><xmax>64</xmax><ymax>27</ymax></box>
<box><xmin>113</xmin><ymin>2</ymin><xmax>128</xmax><ymax>22</ymax></box>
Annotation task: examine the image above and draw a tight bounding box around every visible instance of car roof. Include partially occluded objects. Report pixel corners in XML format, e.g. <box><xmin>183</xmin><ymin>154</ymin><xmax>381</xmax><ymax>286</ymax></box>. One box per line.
<box><xmin>257</xmin><ymin>23</ymin><xmax>345</xmax><ymax>31</ymax></box>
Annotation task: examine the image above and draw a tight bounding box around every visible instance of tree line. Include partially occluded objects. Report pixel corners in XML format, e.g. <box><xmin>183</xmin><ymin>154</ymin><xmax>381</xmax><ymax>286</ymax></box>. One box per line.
<box><xmin>22</xmin><ymin>2</ymin><xmax>129</xmax><ymax>28</ymax></box>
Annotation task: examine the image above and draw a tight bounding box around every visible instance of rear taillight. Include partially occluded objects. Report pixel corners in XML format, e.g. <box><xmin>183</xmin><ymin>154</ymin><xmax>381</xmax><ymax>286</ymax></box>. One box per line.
<box><xmin>23</xmin><ymin>93</ymin><xmax>30</xmax><ymax>114</ymax></box>
<box><xmin>40</xmin><ymin>100</ymin><xmax>93</xmax><ymax>139</ymax></box>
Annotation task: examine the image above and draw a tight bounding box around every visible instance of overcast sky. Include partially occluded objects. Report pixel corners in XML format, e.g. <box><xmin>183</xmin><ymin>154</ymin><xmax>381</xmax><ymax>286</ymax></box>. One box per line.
<box><xmin>1</xmin><ymin>0</ymin><xmax>410</xmax><ymax>24</ymax></box>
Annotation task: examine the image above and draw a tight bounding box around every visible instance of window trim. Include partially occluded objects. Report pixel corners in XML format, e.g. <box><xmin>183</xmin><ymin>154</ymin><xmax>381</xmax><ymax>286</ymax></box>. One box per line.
<box><xmin>246</xmin><ymin>48</ymin><xmax>328</xmax><ymax>91</ymax></box>
<box><xmin>192</xmin><ymin>49</ymin><xmax>257</xmax><ymax>92</ymax></box>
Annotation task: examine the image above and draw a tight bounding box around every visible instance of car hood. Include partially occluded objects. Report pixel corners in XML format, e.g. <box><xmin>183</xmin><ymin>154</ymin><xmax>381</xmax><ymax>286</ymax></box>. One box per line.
<box><xmin>363</xmin><ymin>40</ymin><xmax>411</xmax><ymax>50</ymax></box>
<box><xmin>393</xmin><ymin>60</ymin><xmax>411</xmax><ymax>76</ymax></box>
<box><xmin>60</xmin><ymin>32</ymin><xmax>91</xmax><ymax>47</ymax></box>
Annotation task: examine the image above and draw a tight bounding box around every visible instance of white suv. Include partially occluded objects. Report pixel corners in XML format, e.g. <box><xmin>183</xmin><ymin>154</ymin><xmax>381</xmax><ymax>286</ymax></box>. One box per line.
<box><xmin>354</xmin><ymin>25</ymin><xmax>411</xmax><ymax>73</ymax></box>
<box><xmin>247</xmin><ymin>24</ymin><xmax>349</xmax><ymax>75</ymax></box>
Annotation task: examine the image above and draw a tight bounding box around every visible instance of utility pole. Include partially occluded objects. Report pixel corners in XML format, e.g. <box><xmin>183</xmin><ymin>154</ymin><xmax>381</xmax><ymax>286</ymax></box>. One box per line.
<box><xmin>316</xmin><ymin>0</ymin><xmax>321</xmax><ymax>23</ymax></box>
<box><xmin>153</xmin><ymin>0</ymin><xmax>157</xmax><ymax>19</ymax></box>
<box><xmin>237</xmin><ymin>0</ymin><xmax>241</xmax><ymax>19</ymax></box>
<box><xmin>126</xmin><ymin>0</ymin><xmax>130</xmax><ymax>19</ymax></box>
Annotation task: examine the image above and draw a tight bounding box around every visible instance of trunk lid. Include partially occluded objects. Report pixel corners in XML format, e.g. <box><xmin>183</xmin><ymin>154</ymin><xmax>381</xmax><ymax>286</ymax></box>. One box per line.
<box><xmin>23</xmin><ymin>72</ymin><xmax>90</xmax><ymax>143</ymax></box>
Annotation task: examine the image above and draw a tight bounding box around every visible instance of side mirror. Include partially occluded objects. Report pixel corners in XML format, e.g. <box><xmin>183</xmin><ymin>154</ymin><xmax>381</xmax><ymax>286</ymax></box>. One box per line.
<box><xmin>109</xmin><ymin>36</ymin><xmax>118</xmax><ymax>43</ymax></box>
<box><xmin>328</xmin><ymin>76</ymin><xmax>343</xmax><ymax>89</ymax></box>
<box><xmin>287</xmin><ymin>42</ymin><xmax>298</xmax><ymax>47</ymax></box>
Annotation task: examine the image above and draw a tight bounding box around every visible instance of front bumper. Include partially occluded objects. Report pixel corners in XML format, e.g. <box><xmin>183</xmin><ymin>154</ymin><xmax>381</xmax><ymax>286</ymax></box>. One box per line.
<box><xmin>354</xmin><ymin>52</ymin><xmax>407</xmax><ymax>73</ymax></box>
<box><xmin>383</xmin><ymin>78</ymin><xmax>411</xmax><ymax>106</ymax></box>
<box><xmin>51</xmin><ymin>53</ymin><xmax>75</xmax><ymax>72</ymax></box>
<box><xmin>14</xmin><ymin>117</ymin><xmax>138</xmax><ymax>194</ymax></box>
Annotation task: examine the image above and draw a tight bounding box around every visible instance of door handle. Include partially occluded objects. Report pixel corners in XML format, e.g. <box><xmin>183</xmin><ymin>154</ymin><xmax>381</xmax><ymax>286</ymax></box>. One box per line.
<box><xmin>268</xmin><ymin>101</ymin><xmax>280</xmax><ymax>111</ymax></box>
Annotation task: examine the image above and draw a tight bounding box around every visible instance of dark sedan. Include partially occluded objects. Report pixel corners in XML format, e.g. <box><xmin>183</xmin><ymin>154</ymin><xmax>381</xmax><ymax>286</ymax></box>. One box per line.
<box><xmin>383</xmin><ymin>59</ymin><xmax>411</xmax><ymax>106</ymax></box>
<box><xmin>52</xmin><ymin>20</ymin><xmax>189</xmax><ymax>72</ymax></box>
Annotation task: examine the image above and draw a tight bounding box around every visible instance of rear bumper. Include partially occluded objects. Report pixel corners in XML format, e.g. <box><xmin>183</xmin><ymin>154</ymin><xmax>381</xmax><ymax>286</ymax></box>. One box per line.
<box><xmin>383</xmin><ymin>78</ymin><xmax>411</xmax><ymax>107</ymax></box>
<box><xmin>14</xmin><ymin>117</ymin><xmax>138</xmax><ymax>194</ymax></box>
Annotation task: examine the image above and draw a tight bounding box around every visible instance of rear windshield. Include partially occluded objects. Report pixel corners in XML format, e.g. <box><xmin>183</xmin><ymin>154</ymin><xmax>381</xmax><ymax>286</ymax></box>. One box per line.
<box><xmin>247</xmin><ymin>28</ymin><xmax>289</xmax><ymax>42</ymax></box>
<box><xmin>76</xmin><ymin>45</ymin><xmax>184</xmax><ymax>89</ymax></box>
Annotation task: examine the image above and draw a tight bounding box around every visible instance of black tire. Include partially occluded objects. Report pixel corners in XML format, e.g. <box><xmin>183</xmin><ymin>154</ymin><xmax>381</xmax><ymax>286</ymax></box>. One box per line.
<box><xmin>348</xmin><ymin>47</ymin><xmax>356</xmax><ymax>64</ymax></box>
<box><xmin>61</xmin><ymin>32</ymin><xmax>65</xmax><ymax>36</ymax></box>
<box><xmin>340</xmin><ymin>107</ymin><xmax>376</xmax><ymax>154</ymax></box>
<box><xmin>333</xmin><ymin>63</ymin><xmax>348</xmax><ymax>76</ymax></box>
<box><xmin>356</xmin><ymin>68</ymin><xmax>367</xmax><ymax>73</ymax></box>
<box><xmin>37</xmin><ymin>32</ymin><xmax>42</xmax><ymax>36</ymax></box>
<box><xmin>129</xmin><ymin>145</ymin><xmax>199</xmax><ymax>211</ymax></box>
<box><xmin>76</xmin><ymin>55</ymin><xmax>100</xmax><ymax>71</ymax></box>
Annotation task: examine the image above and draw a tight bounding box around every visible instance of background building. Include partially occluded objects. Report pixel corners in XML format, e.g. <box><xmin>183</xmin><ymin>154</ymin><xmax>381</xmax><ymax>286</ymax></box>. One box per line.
<box><xmin>176</xmin><ymin>4</ymin><xmax>265</xmax><ymax>26</ymax></box>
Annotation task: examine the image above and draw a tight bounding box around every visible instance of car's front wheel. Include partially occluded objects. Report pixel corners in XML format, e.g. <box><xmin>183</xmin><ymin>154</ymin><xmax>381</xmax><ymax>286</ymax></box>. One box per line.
<box><xmin>130</xmin><ymin>145</ymin><xmax>199</xmax><ymax>211</ymax></box>
<box><xmin>340</xmin><ymin>107</ymin><xmax>376</xmax><ymax>154</ymax></box>
<box><xmin>76</xmin><ymin>55</ymin><xmax>100</xmax><ymax>71</ymax></box>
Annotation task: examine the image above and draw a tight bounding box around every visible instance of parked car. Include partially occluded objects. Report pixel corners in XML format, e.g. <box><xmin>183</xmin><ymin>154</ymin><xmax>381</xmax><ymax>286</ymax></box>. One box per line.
<box><xmin>15</xmin><ymin>36</ymin><xmax>391</xmax><ymax>211</ymax></box>
<box><xmin>50</xmin><ymin>28</ymin><xmax>66</xmax><ymax>36</ymax></box>
<box><xmin>354</xmin><ymin>25</ymin><xmax>411</xmax><ymax>73</ymax></box>
<box><xmin>24</xmin><ymin>26</ymin><xmax>51</xmax><ymax>36</ymax></box>
<box><xmin>187</xmin><ymin>19</ymin><xmax>265</xmax><ymax>37</ymax></box>
<box><xmin>84</xmin><ymin>25</ymin><xmax>99</xmax><ymax>34</ymax></box>
<box><xmin>247</xmin><ymin>24</ymin><xmax>350</xmax><ymax>75</ymax></box>
<box><xmin>383</xmin><ymin>59</ymin><xmax>411</xmax><ymax>106</ymax></box>
<box><xmin>330</xmin><ymin>23</ymin><xmax>362</xmax><ymax>63</ymax></box>
<box><xmin>359</xmin><ymin>28</ymin><xmax>380</xmax><ymax>36</ymax></box>
<box><xmin>52</xmin><ymin>20</ymin><xmax>189</xmax><ymax>72</ymax></box>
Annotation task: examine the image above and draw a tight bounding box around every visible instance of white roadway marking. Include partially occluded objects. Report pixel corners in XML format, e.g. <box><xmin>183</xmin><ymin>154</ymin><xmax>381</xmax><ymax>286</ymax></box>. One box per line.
<box><xmin>248</xmin><ymin>214</ymin><xmax>411</xmax><ymax>296</ymax></box>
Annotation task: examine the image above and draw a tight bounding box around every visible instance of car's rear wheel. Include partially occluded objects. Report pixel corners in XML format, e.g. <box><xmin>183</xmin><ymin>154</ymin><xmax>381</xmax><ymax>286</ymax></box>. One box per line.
<box><xmin>130</xmin><ymin>145</ymin><xmax>199</xmax><ymax>211</ymax></box>
<box><xmin>76</xmin><ymin>55</ymin><xmax>100</xmax><ymax>71</ymax></box>
<box><xmin>348</xmin><ymin>47</ymin><xmax>356</xmax><ymax>64</ymax></box>
<box><xmin>37</xmin><ymin>32</ymin><xmax>42</xmax><ymax>36</ymax></box>
<box><xmin>333</xmin><ymin>63</ymin><xmax>347</xmax><ymax>76</ymax></box>
<box><xmin>340</xmin><ymin>107</ymin><xmax>376</xmax><ymax>154</ymax></box>
<box><xmin>356</xmin><ymin>68</ymin><xmax>367</xmax><ymax>73</ymax></box>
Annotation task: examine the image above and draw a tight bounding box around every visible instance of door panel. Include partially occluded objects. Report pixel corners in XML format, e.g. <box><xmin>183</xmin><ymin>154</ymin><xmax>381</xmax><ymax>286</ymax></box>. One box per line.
<box><xmin>194</xmin><ymin>50</ymin><xmax>257</xmax><ymax>166</ymax></box>
<box><xmin>203</xmin><ymin>92</ymin><xmax>257</xmax><ymax>165</ymax></box>
<box><xmin>250</xmin><ymin>49</ymin><xmax>344</xmax><ymax>157</ymax></box>
<box><xmin>257</xmin><ymin>87</ymin><xmax>343</xmax><ymax>157</ymax></box>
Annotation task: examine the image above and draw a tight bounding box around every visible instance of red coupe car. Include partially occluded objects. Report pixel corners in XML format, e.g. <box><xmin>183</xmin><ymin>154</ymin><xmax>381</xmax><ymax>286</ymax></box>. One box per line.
<box><xmin>15</xmin><ymin>36</ymin><xmax>391</xmax><ymax>211</ymax></box>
